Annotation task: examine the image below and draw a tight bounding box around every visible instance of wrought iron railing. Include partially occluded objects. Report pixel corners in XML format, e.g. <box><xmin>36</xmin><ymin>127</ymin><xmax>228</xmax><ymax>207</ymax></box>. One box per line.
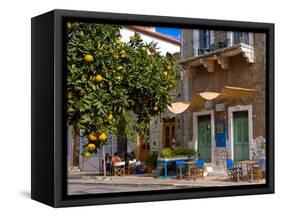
<box><xmin>197</xmin><ymin>38</ymin><xmax>230</xmax><ymax>55</ymax></box>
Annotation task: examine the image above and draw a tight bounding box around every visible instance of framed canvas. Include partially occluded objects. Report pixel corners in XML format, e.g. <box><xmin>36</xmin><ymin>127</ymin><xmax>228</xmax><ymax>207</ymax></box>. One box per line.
<box><xmin>31</xmin><ymin>9</ymin><xmax>274</xmax><ymax>207</ymax></box>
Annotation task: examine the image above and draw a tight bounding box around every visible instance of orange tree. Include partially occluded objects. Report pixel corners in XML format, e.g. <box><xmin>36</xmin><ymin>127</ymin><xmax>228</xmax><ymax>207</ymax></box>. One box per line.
<box><xmin>66</xmin><ymin>22</ymin><xmax>177</xmax><ymax>161</ymax></box>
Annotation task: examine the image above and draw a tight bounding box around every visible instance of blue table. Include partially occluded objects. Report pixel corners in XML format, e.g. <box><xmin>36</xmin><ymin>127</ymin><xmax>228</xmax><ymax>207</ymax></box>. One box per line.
<box><xmin>157</xmin><ymin>157</ymin><xmax>192</xmax><ymax>179</ymax></box>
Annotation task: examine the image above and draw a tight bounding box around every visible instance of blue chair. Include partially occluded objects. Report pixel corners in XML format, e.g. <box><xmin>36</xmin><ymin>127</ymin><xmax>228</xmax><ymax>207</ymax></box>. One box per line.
<box><xmin>190</xmin><ymin>160</ymin><xmax>205</xmax><ymax>180</ymax></box>
<box><xmin>196</xmin><ymin>160</ymin><xmax>205</xmax><ymax>169</ymax></box>
<box><xmin>176</xmin><ymin>159</ymin><xmax>189</xmax><ymax>179</ymax></box>
<box><xmin>259</xmin><ymin>159</ymin><xmax>265</xmax><ymax>170</ymax></box>
<box><xmin>176</xmin><ymin>159</ymin><xmax>189</xmax><ymax>169</ymax></box>
<box><xmin>259</xmin><ymin>159</ymin><xmax>266</xmax><ymax>179</ymax></box>
<box><xmin>225</xmin><ymin>159</ymin><xmax>243</xmax><ymax>181</ymax></box>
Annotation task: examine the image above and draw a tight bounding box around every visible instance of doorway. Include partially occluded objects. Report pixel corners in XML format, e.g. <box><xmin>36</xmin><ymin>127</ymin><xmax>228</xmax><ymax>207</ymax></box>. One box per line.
<box><xmin>197</xmin><ymin>115</ymin><xmax>212</xmax><ymax>163</ymax></box>
<box><xmin>163</xmin><ymin>118</ymin><xmax>175</xmax><ymax>148</ymax></box>
<box><xmin>233</xmin><ymin>111</ymin><xmax>249</xmax><ymax>161</ymax></box>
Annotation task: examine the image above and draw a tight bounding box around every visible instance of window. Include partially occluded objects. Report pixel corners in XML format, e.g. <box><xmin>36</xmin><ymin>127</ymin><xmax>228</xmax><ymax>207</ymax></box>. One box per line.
<box><xmin>233</xmin><ymin>32</ymin><xmax>249</xmax><ymax>44</ymax></box>
<box><xmin>199</xmin><ymin>30</ymin><xmax>211</xmax><ymax>49</ymax></box>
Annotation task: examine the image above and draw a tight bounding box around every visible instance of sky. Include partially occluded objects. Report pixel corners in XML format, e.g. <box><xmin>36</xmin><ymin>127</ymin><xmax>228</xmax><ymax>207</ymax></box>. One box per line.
<box><xmin>155</xmin><ymin>27</ymin><xmax>181</xmax><ymax>40</ymax></box>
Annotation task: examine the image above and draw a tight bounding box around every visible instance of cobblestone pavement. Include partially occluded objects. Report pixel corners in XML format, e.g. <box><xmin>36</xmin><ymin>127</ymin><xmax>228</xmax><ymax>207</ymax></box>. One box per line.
<box><xmin>68</xmin><ymin>174</ymin><xmax>266</xmax><ymax>195</ymax></box>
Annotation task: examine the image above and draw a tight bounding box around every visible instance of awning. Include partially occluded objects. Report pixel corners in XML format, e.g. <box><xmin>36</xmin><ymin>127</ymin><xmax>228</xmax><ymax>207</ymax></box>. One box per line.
<box><xmin>168</xmin><ymin>86</ymin><xmax>256</xmax><ymax>114</ymax></box>
<box><xmin>167</xmin><ymin>101</ymin><xmax>191</xmax><ymax>114</ymax></box>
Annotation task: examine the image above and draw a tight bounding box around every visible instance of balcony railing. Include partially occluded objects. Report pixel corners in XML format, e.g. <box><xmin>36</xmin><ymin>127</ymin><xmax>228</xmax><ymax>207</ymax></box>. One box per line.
<box><xmin>181</xmin><ymin>42</ymin><xmax>255</xmax><ymax>77</ymax></box>
<box><xmin>197</xmin><ymin>39</ymin><xmax>230</xmax><ymax>55</ymax></box>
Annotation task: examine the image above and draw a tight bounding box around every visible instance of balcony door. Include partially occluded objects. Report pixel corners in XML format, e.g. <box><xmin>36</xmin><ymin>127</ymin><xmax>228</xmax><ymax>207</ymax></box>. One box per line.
<box><xmin>233</xmin><ymin>32</ymin><xmax>249</xmax><ymax>44</ymax></box>
<box><xmin>199</xmin><ymin>30</ymin><xmax>211</xmax><ymax>49</ymax></box>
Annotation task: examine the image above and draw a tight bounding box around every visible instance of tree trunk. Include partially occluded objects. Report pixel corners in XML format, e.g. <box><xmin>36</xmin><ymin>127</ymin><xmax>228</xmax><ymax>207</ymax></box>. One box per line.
<box><xmin>72</xmin><ymin>123</ymin><xmax>80</xmax><ymax>167</ymax></box>
<box><xmin>117</xmin><ymin>128</ymin><xmax>127</xmax><ymax>154</ymax></box>
<box><xmin>117</xmin><ymin>115</ymin><xmax>128</xmax><ymax>155</ymax></box>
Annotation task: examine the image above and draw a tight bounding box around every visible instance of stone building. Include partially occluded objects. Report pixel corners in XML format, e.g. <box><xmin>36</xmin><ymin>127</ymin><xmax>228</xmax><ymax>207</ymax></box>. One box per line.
<box><xmin>174</xmin><ymin>29</ymin><xmax>266</xmax><ymax>171</ymax></box>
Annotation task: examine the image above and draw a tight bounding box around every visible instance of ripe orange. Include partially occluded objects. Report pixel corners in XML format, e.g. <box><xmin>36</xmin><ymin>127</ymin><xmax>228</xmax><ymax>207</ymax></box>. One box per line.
<box><xmin>116</xmin><ymin>75</ymin><xmax>122</xmax><ymax>81</ymax></box>
<box><xmin>115</xmin><ymin>39</ymin><xmax>123</xmax><ymax>45</ymax></box>
<box><xmin>67</xmin><ymin>22</ymin><xmax>72</xmax><ymax>30</ymax></box>
<box><xmin>99</xmin><ymin>133</ymin><xmax>107</xmax><ymax>141</ymax></box>
<box><xmin>83</xmin><ymin>151</ymin><xmax>91</xmax><ymax>159</ymax></box>
<box><xmin>120</xmin><ymin>50</ymin><xmax>126</xmax><ymax>58</ymax></box>
<box><xmin>153</xmin><ymin>105</ymin><xmax>158</xmax><ymax>111</ymax></box>
<box><xmin>117</xmin><ymin>65</ymin><xmax>123</xmax><ymax>71</ymax></box>
<box><xmin>87</xmin><ymin>143</ymin><xmax>96</xmax><ymax>150</ymax></box>
<box><xmin>166</xmin><ymin>65</ymin><xmax>172</xmax><ymax>70</ymax></box>
<box><xmin>141</xmin><ymin>47</ymin><xmax>147</xmax><ymax>53</ymax></box>
<box><xmin>89</xmin><ymin>133</ymin><xmax>97</xmax><ymax>142</ymax></box>
<box><xmin>84</xmin><ymin>54</ymin><xmax>94</xmax><ymax>62</ymax></box>
<box><xmin>107</xmin><ymin>114</ymin><xmax>113</xmax><ymax>121</ymax></box>
<box><xmin>163</xmin><ymin>71</ymin><xmax>168</xmax><ymax>77</ymax></box>
<box><xmin>95</xmin><ymin>75</ymin><xmax>103</xmax><ymax>82</ymax></box>
<box><xmin>67</xmin><ymin>91</ymin><xmax>73</xmax><ymax>99</ymax></box>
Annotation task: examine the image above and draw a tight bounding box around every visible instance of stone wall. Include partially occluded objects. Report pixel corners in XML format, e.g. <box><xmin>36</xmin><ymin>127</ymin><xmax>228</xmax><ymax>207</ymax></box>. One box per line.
<box><xmin>181</xmin><ymin>29</ymin><xmax>194</xmax><ymax>59</ymax></box>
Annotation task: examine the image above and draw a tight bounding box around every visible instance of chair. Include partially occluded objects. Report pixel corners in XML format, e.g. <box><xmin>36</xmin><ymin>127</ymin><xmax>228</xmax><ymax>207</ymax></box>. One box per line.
<box><xmin>113</xmin><ymin>161</ymin><xmax>125</xmax><ymax>176</ymax></box>
<box><xmin>126</xmin><ymin>160</ymin><xmax>136</xmax><ymax>175</ymax></box>
<box><xmin>176</xmin><ymin>159</ymin><xmax>189</xmax><ymax>179</ymax></box>
<box><xmin>190</xmin><ymin>160</ymin><xmax>205</xmax><ymax>180</ymax></box>
<box><xmin>260</xmin><ymin>159</ymin><xmax>266</xmax><ymax>178</ymax></box>
<box><xmin>252</xmin><ymin>159</ymin><xmax>265</xmax><ymax>182</ymax></box>
<box><xmin>226</xmin><ymin>159</ymin><xmax>243</xmax><ymax>182</ymax></box>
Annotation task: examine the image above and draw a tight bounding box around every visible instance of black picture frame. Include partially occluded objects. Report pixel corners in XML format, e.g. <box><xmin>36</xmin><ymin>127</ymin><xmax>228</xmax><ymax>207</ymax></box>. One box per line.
<box><xmin>31</xmin><ymin>9</ymin><xmax>274</xmax><ymax>207</ymax></box>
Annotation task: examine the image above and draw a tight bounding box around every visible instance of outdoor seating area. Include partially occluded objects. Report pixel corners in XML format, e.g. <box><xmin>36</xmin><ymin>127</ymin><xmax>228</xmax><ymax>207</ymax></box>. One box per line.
<box><xmin>225</xmin><ymin>159</ymin><xmax>266</xmax><ymax>182</ymax></box>
<box><xmin>101</xmin><ymin>150</ymin><xmax>265</xmax><ymax>184</ymax></box>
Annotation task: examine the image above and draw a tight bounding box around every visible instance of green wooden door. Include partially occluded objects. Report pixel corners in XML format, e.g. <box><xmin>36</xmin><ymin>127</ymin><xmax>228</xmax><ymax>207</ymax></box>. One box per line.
<box><xmin>197</xmin><ymin>115</ymin><xmax>212</xmax><ymax>163</ymax></box>
<box><xmin>233</xmin><ymin>111</ymin><xmax>249</xmax><ymax>162</ymax></box>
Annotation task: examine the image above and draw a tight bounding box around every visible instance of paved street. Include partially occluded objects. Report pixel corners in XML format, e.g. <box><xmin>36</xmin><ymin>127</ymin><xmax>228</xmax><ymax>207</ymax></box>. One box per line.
<box><xmin>67</xmin><ymin>174</ymin><xmax>265</xmax><ymax>195</ymax></box>
<box><xmin>68</xmin><ymin>183</ymin><xmax>180</xmax><ymax>195</ymax></box>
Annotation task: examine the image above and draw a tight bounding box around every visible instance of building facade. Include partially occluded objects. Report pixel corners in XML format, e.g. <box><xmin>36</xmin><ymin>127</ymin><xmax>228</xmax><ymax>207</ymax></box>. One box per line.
<box><xmin>178</xmin><ymin>29</ymin><xmax>266</xmax><ymax>171</ymax></box>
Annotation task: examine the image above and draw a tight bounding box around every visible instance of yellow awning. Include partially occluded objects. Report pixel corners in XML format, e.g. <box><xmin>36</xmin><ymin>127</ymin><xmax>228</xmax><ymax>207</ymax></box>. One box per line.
<box><xmin>218</xmin><ymin>86</ymin><xmax>256</xmax><ymax>99</ymax></box>
<box><xmin>168</xmin><ymin>86</ymin><xmax>256</xmax><ymax>114</ymax></box>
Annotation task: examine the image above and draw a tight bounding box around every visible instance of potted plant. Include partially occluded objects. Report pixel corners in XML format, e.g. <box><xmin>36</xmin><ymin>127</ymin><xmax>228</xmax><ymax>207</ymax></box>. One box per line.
<box><xmin>145</xmin><ymin>152</ymin><xmax>158</xmax><ymax>174</ymax></box>
<box><xmin>159</xmin><ymin>148</ymin><xmax>173</xmax><ymax>158</ymax></box>
<box><xmin>173</xmin><ymin>146</ymin><xmax>196</xmax><ymax>158</ymax></box>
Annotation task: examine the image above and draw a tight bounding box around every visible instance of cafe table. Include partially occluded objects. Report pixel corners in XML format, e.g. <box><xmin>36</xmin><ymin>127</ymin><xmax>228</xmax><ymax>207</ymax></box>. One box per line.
<box><xmin>237</xmin><ymin>160</ymin><xmax>259</xmax><ymax>182</ymax></box>
<box><xmin>157</xmin><ymin>157</ymin><xmax>191</xmax><ymax>179</ymax></box>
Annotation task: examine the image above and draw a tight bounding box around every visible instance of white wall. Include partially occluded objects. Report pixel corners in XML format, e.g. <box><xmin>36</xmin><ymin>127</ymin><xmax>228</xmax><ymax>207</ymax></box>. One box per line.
<box><xmin>0</xmin><ymin>0</ymin><xmax>279</xmax><ymax>216</ymax></box>
<box><xmin>121</xmin><ymin>28</ymin><xmax>180</xmax><ymax>55</ymax></box>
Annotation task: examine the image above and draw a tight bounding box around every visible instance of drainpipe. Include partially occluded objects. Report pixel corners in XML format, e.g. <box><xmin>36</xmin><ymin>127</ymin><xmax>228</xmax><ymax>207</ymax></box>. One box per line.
<box><xmin>180</xmin><ymin>65</ymin><xmax>186</xmax><ymax>146</ymax></box>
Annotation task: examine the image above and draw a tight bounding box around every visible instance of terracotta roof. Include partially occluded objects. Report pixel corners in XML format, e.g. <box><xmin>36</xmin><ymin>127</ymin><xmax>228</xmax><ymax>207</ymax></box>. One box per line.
<box><xmin>126</xmin><ymin>26</ymin><xmax>181</xmax><ymax>46</ymax></box>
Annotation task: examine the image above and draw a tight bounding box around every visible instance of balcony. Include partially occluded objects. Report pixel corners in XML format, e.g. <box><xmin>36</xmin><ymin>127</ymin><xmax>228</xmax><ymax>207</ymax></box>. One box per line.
<box><xmin>181</xmin><ymin>42</ymin><xmax>254</xmax><ymax>76</ymax></box>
